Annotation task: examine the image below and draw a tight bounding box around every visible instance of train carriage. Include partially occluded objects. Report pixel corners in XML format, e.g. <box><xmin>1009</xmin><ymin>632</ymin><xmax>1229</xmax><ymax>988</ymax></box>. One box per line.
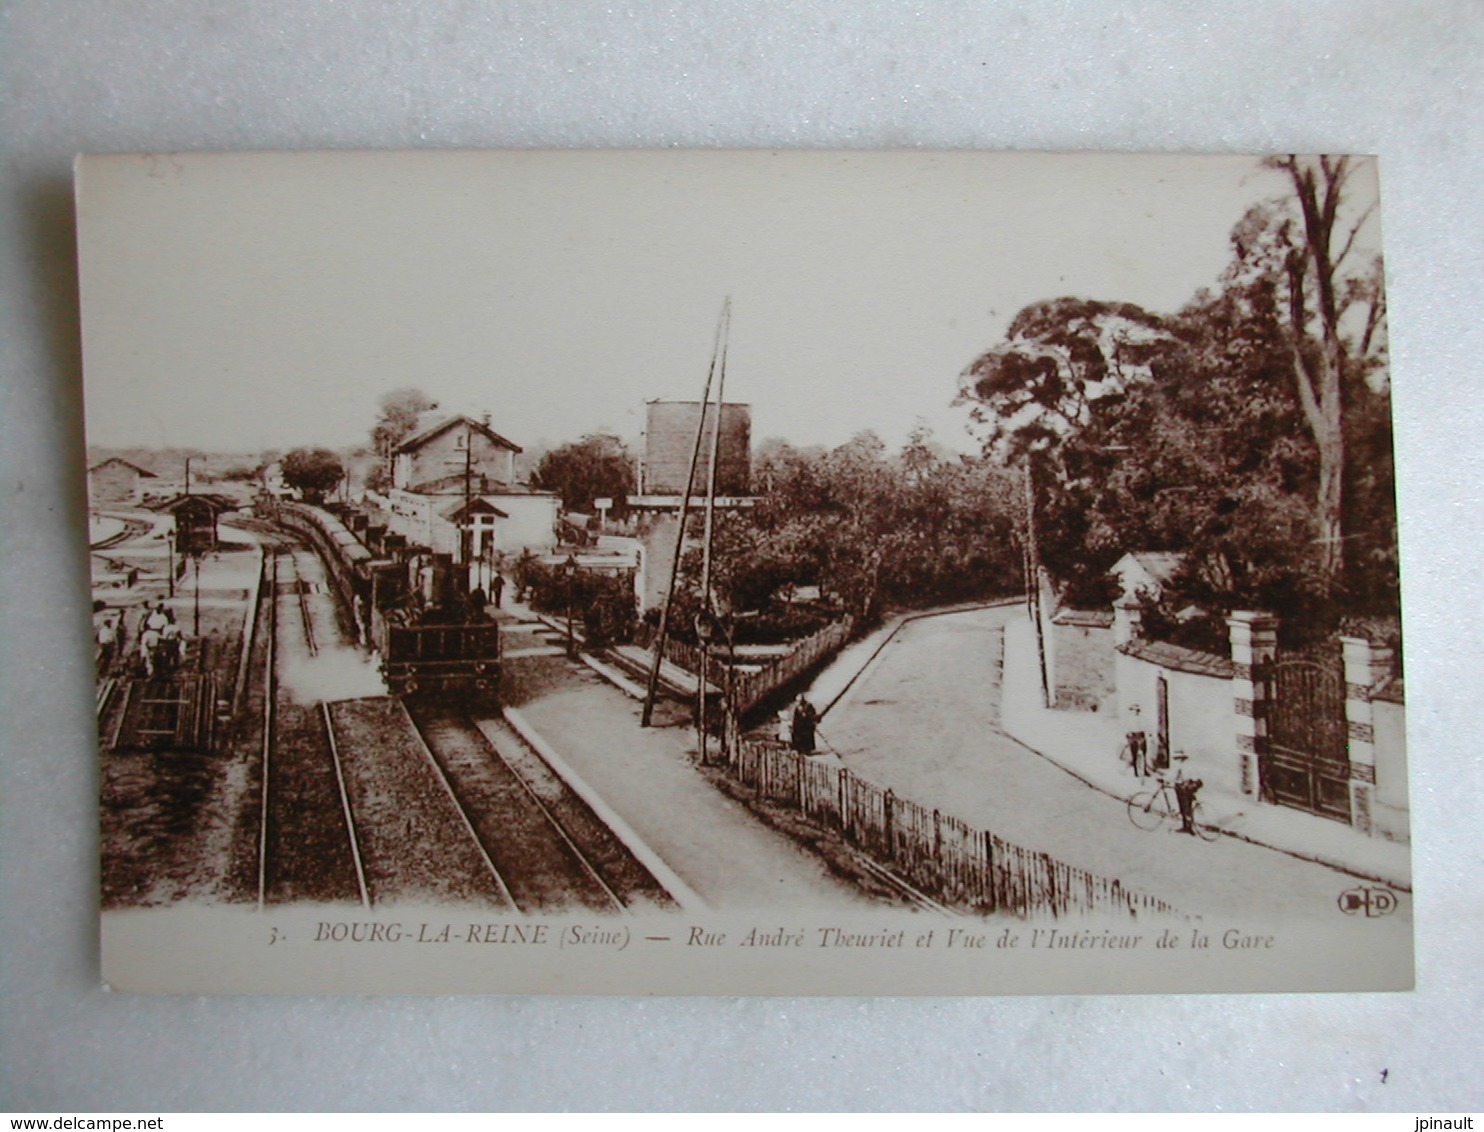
<box><xmin>375</xmin><ymin>618</ymin><xmax>501</xmax><ymax>698</ymax></box>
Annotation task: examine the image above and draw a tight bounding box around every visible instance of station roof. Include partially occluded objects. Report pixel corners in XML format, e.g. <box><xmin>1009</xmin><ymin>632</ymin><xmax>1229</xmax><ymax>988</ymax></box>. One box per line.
<box><xmin>442</xmin><ymin>498</ymin><xmax>511</xmax><ymax>522</ymax></box>
<box><xmin>393</xmin><ymin>414</ymin><xmax>522</xmax><ymax>456</ymax></box>
<box><xmin>147</xmin><ymin>492</ymin><xmax>236</xmax><ymax>514</ymax></box>
<box><xmin>88</xmin><ymin>456</ymin><xmax>158</xmax><ymax>477</ymax></box>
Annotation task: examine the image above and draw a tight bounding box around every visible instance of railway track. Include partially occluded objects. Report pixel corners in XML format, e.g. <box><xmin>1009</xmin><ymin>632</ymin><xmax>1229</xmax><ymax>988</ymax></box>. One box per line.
<box><xmin>247</xmin><ymin>519</ymin><xmax>674</xmax><ymax>914</ymax></box>
<box><xmin>403</xmin><ymin>699</ymin><xmax>676</xmax><ymax>915</ymax></box>
<box><xmin>252</xmin><ymin>531</ymin><xmax>518</xmax><ymax>910</ymax></box>
<box><xmin>257</xmin><ymin>545</ymin><xmax>369</xmax><ymax>908</ymax></box>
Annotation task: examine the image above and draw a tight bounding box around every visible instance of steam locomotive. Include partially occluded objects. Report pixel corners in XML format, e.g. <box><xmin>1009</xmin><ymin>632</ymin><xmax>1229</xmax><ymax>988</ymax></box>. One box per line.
<box><xmin>259</xmin><ymin>497</ymin><xmax>500</xmax><ymax>699</ymax></box>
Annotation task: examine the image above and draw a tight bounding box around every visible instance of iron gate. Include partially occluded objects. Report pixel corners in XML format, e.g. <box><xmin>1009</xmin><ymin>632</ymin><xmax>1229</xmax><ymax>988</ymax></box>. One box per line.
<box><xmin>1264</xmin><ymin>645</ymin><xmax>1351</xmax><ymax>823</ymax></box>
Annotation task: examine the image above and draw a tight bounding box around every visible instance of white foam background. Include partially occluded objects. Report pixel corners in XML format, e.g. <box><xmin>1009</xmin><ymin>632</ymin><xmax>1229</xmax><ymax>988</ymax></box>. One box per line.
<box><xmin>2</xmin><ymin>0</ymin><xmax>1481</xmax><ymax>1112</ymax></box>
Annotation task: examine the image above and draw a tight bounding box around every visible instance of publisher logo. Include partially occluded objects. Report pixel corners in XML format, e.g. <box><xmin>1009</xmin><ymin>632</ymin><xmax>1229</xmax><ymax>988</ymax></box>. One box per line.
<box><xmin>1338</xmin><ymin>886</ymin><xmax>1398</xmax><ymax>917</ymax></box>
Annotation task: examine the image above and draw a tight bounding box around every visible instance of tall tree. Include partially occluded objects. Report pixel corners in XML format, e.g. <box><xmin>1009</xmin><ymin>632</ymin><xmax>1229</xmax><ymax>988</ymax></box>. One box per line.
<box><xmin>958</xmin><ymin>298</ymin><xmax>1175</xmax><ymax>460</ymax></box>
<box><xmin>957</xmin><ymin>159</ymin><xmax>1393</xmax><ymax>634</ymax></box>
<box><xmin>369</xmin><ymin>388</ymin><xmax>439</xmax><ymax>487</ymax></box>
<box><xmin>281</xmin><ymin>447</ymin><xmax>345</xmax><ymax>503</ymax></box>
<box><xmin>1234</xmin><ymin>156</ymin><xmax>1388</xmax><ymax>593</ymax></box>
<box><xmin>531</xmin><ymin>433</ymin><xmax>635</xmax><ymax>512</ymax></box>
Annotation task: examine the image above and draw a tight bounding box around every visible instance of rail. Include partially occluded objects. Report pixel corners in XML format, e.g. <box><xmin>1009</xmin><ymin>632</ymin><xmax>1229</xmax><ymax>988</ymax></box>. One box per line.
<box><xmin>232</xmin><ymin>544</ymin><xmax>267</xmax><ymax>713</ymax></box>
<box><xmin>288</xmin><ymin>552</ymin><xmax>319</xmax><ymax>657</ymax></box>
<box><xmin>256</xmin><ymin>550</ymin><xmax>278</xmax><ymax>911</ymax></box>
<box><xmin>401</xmin><ymin>701</ymin><xmax>628</xmax><ymax>914</ymax></box>
<box><xmin>321</xmin><ymin>701</ymin><xmax>371</xmax><ymax>909</ymax></box>
<box><xmin>257</xmin><ymin>546</ymin><xmax>373</xmax><ymax>909</ymax></box>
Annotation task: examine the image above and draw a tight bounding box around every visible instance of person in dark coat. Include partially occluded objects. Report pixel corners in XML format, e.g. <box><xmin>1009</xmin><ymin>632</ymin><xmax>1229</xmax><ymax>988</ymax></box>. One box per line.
<box><xmin>790</xmin><ymin>696</ymin><xmax>818</xmax><ymax>755</ymax></box>
<box><xmin>490</xmin><ymin>572</ymin><xmax>505</xmax><ymax>609</ymax></box>
<box><xmin>468</xmin><ymin>586</ymin><xmax>488</xmax><ymax>620</ymax></box>
<box><xmin>1126</xmin><ymin>729</ymin><xmax>1148</xmax><ymax>778</ymax></box>
<box><xmin>1171</xmin><ymin>755</ymin><xmax>1203</xmax><ymax>835</ymax></box>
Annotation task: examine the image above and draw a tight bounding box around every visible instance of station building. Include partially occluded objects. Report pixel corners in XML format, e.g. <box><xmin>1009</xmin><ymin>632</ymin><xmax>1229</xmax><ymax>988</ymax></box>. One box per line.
<box><xmin>87</xmin><ymin>457</ymin><xmax>159</xmax><ymax>508</ymax></box>
<box><xmin>364</xmin><ymin>413</ymin><xmax>559</xmax><ymax>586</ymax></box>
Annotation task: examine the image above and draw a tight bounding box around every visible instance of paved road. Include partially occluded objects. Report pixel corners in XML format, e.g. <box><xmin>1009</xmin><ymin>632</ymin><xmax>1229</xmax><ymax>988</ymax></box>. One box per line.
<box><xmin>822</xmin><ymin>607</ymin><xmax>1403</xmax><ymax>925</ymax></box>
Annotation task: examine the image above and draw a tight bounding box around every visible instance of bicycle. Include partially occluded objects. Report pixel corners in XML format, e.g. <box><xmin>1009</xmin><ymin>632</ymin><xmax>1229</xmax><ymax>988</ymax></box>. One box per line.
<box><xmin>1126</xmin><ymin>772</ymin><xmax>1220</xmax><ymax>840</ymax></box>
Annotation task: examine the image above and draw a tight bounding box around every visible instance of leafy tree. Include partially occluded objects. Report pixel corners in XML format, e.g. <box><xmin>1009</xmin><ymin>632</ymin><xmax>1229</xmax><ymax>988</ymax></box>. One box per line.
<box><xmin>369</xmin><ymin>388</ymin><xmax>438</xmax><ymax>489</ymax></box>
<box><xmin>281</xmin><ymin>447</ymin><xmax>345</xmax><ymax>503</ymax></box>
<box><xmin>520</xmin><ymin>561</ymin><xmax>637</xmax><ymax>646</ymax></box>
<box><xmin>531</xmin><ymin>433</ymin><xmax>635</xmax><ymax>513</ymax></box>
<box><xmin>1229</xmin><ymin>155</ymin><xmax>1388</xmax><ymax>595</ymax></box>
<box><xmin>956</xmin><ymin>163</ymin><xmax>1396</xmax><ymax>642</ymax></box>
<box><xmin>690</xmin><ymin>431</ymin><xmax>1022</xmax><ymax>633</ymax></box>
<box><xmin>958</xmin><ymin>298</ymin><xmax>1176</xmax><ymax>459</ymax></box>
<box><xmin>1035</xmin><ymin>275</ymin><xmax>1322</xmax><ymax>613</ymax></box>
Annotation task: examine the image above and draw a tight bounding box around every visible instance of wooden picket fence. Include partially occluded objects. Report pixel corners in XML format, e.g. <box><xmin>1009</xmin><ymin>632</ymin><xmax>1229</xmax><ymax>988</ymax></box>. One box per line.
<box><xmin>636</xmin><ymin>615</ymin><xmax>856</xmax><ymax>713</ymax></box>
<box><xmin>633</xmin><ymin>622</ymin><xmax>709</xmax><ymax>681</ymax></box>
<box><xmin>729</xmin><ymin>617</ymin><xmax>855</xmax><ymax>712</ymax></box>
<box><xmin>722</xmin><ymin>737</ymin><xmax>1179</xmax><ymax>920</ymax></box>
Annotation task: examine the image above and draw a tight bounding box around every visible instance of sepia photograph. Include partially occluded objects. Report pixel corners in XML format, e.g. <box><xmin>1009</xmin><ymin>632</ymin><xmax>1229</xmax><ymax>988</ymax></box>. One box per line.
<box><xmin>77</xmin><ymin>149</ymin><xmax>1410</xmax><ymax>994</ymax></box>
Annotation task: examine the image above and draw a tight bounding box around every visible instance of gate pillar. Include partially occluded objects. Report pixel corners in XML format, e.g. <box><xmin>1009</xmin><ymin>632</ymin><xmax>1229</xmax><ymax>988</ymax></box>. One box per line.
<box><xmin>1340</xmin><ymin>636</ymin><xmax>1392</xmax><ymax>837</ymax></box>
<box><xmin>1227</xmin><ymin>612</ymin><xmax>1279</xmax><ymax>800</ymax></box>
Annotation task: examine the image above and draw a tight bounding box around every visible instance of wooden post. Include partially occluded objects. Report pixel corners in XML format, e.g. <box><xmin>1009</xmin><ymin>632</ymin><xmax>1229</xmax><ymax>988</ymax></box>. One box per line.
<box><xmin>641</xmin><ymin>299</ymin><xmax>729</xmax><ymax>727</ymax></box>
<box><xmin>1024</xmin><ymin>457</ymin><xmax>1051</xmax><ymax>707</ymax></box>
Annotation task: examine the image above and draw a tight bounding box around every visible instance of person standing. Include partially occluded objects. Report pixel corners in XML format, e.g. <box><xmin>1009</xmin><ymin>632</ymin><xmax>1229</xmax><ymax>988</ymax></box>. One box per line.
<box><xmin>1126</xmin><ymin>729</ymin><xmax>1148</xmax><ymax>778</ymax></box>
<box><xmin>160</xmin><ymin>620</ymin><xmax>183</xmax><ymax>673</ymax></box>
<box><xmin>145</xmin><ymin>602</ymin><xmax>170</xmax><ymax>634</ymax></box>
<box><xmin>139</xmin><ymin>624</ymin><xmax>162</xmax><ymax>678</ymax></box>
<box><xmin>790</xmin><ymin>695</ymin><xmax>818</xmax><ymax>755</ymax></box>
<box><xmin>490</xmin><ymin>572</ymin><xmax>505</xmax><ymax>609</ymax></box>
<box><xmin>95</xmin><ymin>614</ymin><xmax>118</xmax><ymax>674</ymax></box>
<box><xmin>1171</xmin><ymin>754</ymin><xmax>1203</xmax><ymax>835</ymax></box>
<box><xmin>467</xmin><ymin>585</ymin><xmax>488</xmax><ymax>620</ymax></box>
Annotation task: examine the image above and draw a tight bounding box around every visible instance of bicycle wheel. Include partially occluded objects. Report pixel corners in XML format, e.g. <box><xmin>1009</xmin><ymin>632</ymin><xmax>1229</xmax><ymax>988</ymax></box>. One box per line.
<box><xmin>1191</xmin><ymin>802</ymin><xmax>1221</xmax><ymax>841</ymax></box>
<box><xmin>1127</xmin><ymin>790</ymin><xmax>1165</xmax><ymax>832</ymax></box>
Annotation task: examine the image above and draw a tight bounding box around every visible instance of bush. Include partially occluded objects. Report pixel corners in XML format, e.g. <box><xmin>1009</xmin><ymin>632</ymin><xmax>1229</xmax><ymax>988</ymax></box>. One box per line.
<box><xmin>521</xmin><ymin>561</ymin><xmax>637</xmax><ymax>647</ymax></box>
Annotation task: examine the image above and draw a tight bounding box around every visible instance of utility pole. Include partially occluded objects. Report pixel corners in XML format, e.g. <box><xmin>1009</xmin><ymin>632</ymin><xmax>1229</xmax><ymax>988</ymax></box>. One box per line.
<box><xmin>564</xmin><ymin>554</ymin><xmax>578</xmax><ymax>659</ymax></box>
<box><xmin>462</xmin><ymin>431</ymin><xmax>474</xmax><ymax>576</ymax></box>
<box><xmin>641</xmin><ymin>298</ymin><xmax>731</xmax><ymax>727</ymax></box>
<box><xmin>193</xmin><ymin>551</ymin><xmax>202</xmax><ymax>667</ymax></box>
<box><xmin>695</xmin><ymin>304</ymin><xmax>730</xmax><ymax>762</ymax></box>
<box><xmin>1024</xmin><ymin>455</ymin><xmax>1051</xmax><ymax>708</ymax></box>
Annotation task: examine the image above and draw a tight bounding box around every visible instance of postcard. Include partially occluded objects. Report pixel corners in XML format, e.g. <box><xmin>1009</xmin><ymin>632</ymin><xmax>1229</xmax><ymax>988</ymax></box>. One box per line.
<box><xmin>78</xmin><ymin>149</ymin><xmax>1410</xmax><ymax>993</ymax></box>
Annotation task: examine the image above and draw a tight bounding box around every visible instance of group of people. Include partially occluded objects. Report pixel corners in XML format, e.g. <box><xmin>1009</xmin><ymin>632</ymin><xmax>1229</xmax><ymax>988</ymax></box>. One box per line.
<box><xmin>134</xmin><ymin>601</ymin><xmax>184</xmax><ymax>678</ymax></box>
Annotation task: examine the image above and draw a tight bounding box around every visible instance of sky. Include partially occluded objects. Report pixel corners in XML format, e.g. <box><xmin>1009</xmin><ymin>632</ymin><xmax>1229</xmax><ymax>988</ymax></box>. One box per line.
<box><xmin>75</xmin><ymin>150</ymin><xmax>1378</xmax><ymax>458</ymax></box>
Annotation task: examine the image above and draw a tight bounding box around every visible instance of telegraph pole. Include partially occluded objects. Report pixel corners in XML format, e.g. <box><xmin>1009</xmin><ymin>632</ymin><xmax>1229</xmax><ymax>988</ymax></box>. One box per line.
<box><xmin>695</xmin><ymin>306</ymin><xmax>730</xmax><ymax>760</ymax></box>
<box><xmin>641</xmin><ymin>298</ymin><xmax>730</xmax><ymax>728</ymax></box>
<box><xmin>1024</xmin><ymin>455</ymin><xmax>1051</xmax><ymax>708</ymax></box>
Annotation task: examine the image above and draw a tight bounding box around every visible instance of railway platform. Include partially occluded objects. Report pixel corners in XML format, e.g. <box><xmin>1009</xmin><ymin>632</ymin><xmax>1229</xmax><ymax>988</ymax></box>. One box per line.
<box><xmin>493</xmin><ymin>674</ymin><xmax>884</xmax><ymax>912</ymax></box>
